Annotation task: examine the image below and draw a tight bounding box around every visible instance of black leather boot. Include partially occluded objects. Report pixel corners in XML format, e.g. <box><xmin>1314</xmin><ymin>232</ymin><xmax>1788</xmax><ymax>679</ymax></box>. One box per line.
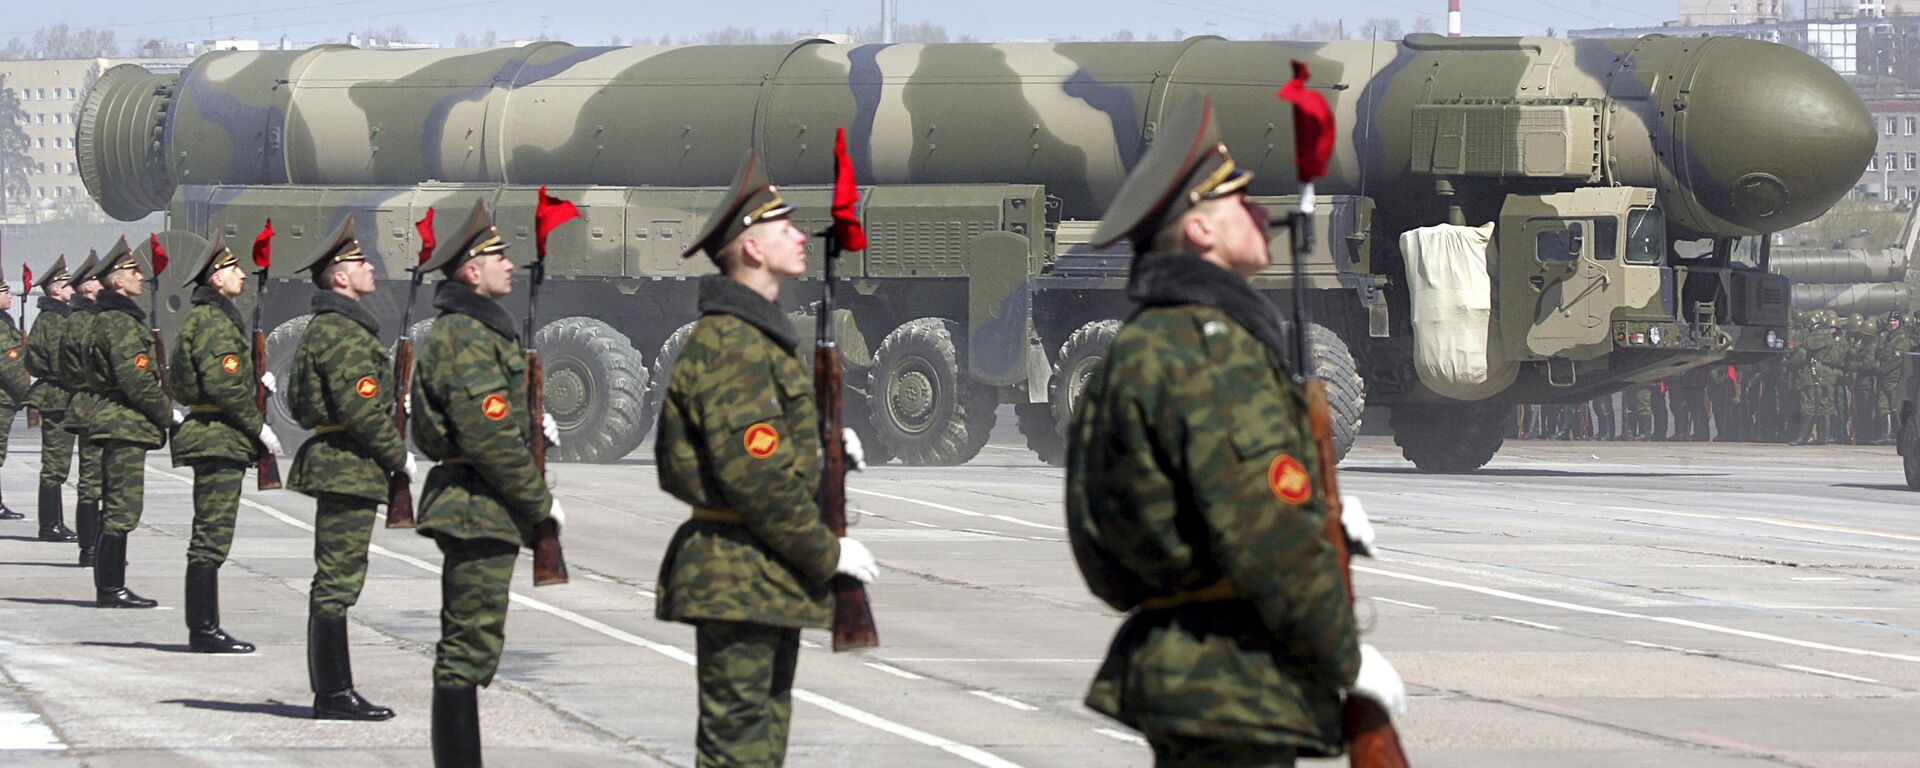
<box><xmin>1788</xmin><ymin>416</ymin><xmax>1814</xmax><ymax>446</ymax></box>
<box><xmin>432</xmin><ymin>685</ymin><xmax>482</xmax><ymax>768</ymax></box>
<box><xmin>75</xmin><ymin>502</ymin><xmax>99</xmax><ymax>567</ymax></box>
<box><xmin>0</xmin><ymin>482</ymin><xmax>22</xmax><ymax>520</ymax></box>
<box><xmin>309</xmin><ymin>613</ymin><xmax>395</xmax><ymax>720</ymax></box>
<box><xmin>186</xmin><ymin>563</ymin><xmax>254</xmax><ymax>653</ymax></box>
<box><xmin>94</xmin><ymin>533</ymin><xmax>158</xmax><ymax>608</ymax></box>
<box><xmin>37</xmin><ymin>483</ymin><xmax>75</xmax><ymax>542</ymax></box>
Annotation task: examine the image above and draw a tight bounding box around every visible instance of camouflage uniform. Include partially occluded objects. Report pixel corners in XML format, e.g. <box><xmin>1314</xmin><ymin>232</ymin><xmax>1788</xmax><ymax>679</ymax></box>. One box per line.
<box><xmin>26</xmin><ymin>287</ymin><xmax>78</xmax><ymax>541</ymax></box>
<box><xmin>0</xmin><ymin>310</ymin><xmax>30</xmax><ymax>518</ymax></box>
<box><xmin>87</xmin><ymin>253</ymin><xmax>171</xmax><ymax>609</ymax></box>
<box><xmin>1623</xmin><ymin>383</ymin><xmax>1653</xmax><ymax>439</ymax></box>
<box><xmin>61</xmin><ymin>290</ymin><xmax>106</xmax><ymax>557</ymax></box>
<box><xmin>1873</xmin><ymin>316</ymin><xmax>1910</xmax><ymax>444</ymax></box>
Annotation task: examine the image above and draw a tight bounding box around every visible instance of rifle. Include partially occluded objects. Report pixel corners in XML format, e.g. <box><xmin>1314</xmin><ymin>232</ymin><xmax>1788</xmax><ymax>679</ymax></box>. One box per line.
<box><xmin>818</xmin><ymin>127</ymin><xmax>879</xmax><ymax>651</ymax></box>
<box><xmin>524</xmin><ymin>248</ymin><xmax>566</xmax><ymax>586</ymax></box>
<box><xmin>1289</xmin><ymin>184</ymin><xmax>1409</xmax><ymax>768</ymax></box>
<box><xmin>386</xmin><ymin>210</ymin><xmax>434</xmax><ymax>528</ymax></box>
<box><xmin>22</xmin><ymin>261</ymin><xmax>38</xmax><ymax>429</ymax></box>
<box><xmin>250</xmin><ymin>224</ymin><xmax>282</xmax><ymax>491</ymax></box>
<box><xmin>147</xmin><ymin>234</ymin><xmax>170</xmax><ymax>395</ymax></box>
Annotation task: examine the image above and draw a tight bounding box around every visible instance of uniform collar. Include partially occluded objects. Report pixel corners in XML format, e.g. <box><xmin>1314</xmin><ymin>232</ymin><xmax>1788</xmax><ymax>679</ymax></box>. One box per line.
<box><xmin>95</xmin><ymin>289</ymin><xmax>146</xmax><ymax>322</ymax></box>
<box><xmin>36</xmin><ymin>296</ymin><xmax>70</xmax><ymax>316</ymax></box>
<box><xmin>310</xmin><ymin>290</ymin><xmax>383</xmax><ymax>336</ymax></box>
<box><xmin>431</xmin><ymin>279</ymin><xmax>518</xmax><ymax>341</ymax></box>
<box><xmin>1127</xmin><ymin>251</ymin><xmax>1296</xmax><ymax>377</ymax></box>
<box><xmin>191</xmin><ymin>284</ymin><xmax>247</xmax><ymax>331</ymax></box>
<box><xmin>696</xmin><ymin>274</ymin><xmax>798</xmax><ymax>354</ymax></box>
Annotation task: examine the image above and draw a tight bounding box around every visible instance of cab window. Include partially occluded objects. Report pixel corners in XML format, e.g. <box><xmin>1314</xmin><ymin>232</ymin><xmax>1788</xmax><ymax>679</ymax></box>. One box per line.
<box><xmin>1625</xmin><ymin>208</ymin><xmax>1664</xmax><ymax>264</ymax></box>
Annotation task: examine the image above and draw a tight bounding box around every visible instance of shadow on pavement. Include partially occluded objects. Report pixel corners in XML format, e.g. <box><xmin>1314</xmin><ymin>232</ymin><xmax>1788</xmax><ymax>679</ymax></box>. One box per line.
<box><xmin>0</xmin><ymin>534</ymin><xmax>61</xmax><ymax>543</ymax></box>
<box><xmin>1340</xmin><ymin>467</ymin><xmax>1727</xmax><ymax>479</ymax></box>
<box><xmin>162</xmin><ymin>698</ymin><xmax>313</xmax><ymax>719</ymax></box>
<box><xmin>78</xmin><ymin>641</ymin><xmax>195</xmax><ymax>653</ymax></box>
<box><xmin>0</xmin><ymin>560</ymin><xmax>83</xmax><ymax>568</ymax></box>
<box><xmin>1</xmin><ymin>597</ymin><xmax>98</xmax><ymax>608</ymax></box>
<box><xmin>1832</xmin><ymin>483</ymin><xmax>1915</xmax><ymax>492</ymax></box>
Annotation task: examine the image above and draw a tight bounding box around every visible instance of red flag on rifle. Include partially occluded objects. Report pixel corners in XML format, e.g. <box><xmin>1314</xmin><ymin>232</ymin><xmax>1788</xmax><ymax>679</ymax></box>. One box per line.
<box><xmin>148</xmin><ymin>233</ymin><xmax>169</xmax><ymax>276</ymax></box>
<box><xmin>253</xmin><ymin>219</ymin><xmax>274</xmax><ymax>269</ymax></box>
<box><xmin>1277</xmin><ymin>61</ymin><xmax>1335</xmax><ymax>183</ymax></box>
<box><xmin>21</xmin><ymin>264</ymin><xmax>29</xmax><ymax>294</ymax></box>
<box><xmin>415</xmin><ymin>208</ymin><xmax>436</xmax><ymax>266</ymax></box>
<box><xmin>830</xmin><ymin>127</ymin><xmax>868</xmax><ymax>252</ymax></box>
<box><xmin>535</xmin><ymin>187</ymin><xmax>581</xmax><ymax>261</ymax></box>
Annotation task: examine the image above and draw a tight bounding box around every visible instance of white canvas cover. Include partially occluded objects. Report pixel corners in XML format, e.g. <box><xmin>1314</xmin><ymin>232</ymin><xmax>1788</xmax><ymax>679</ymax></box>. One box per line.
<box><xmin>1399</xmin><ymin>223</ymin><xmax>1520</xmax><ymax>401</ymax></box>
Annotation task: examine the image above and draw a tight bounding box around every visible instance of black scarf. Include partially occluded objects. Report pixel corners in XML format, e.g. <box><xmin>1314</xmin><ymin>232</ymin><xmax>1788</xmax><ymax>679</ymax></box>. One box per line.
<box><xmin>1127</xmin><ymin>252</ymin><xmax>1296</xmax><ymax>376</ymax></box>
<box><xmin>36</xmin><ymin>296</ymin><xmax>71</xmax><ymax>317</ymax></box>
<box><xmin>95</xmin><ymin>289</ymin><xmax>146</xmax><ymax>323</ymax></box>
<box><xmin>431</xmin><ymin>280</ymin><xmax>518</xmax><ymax>341</ymax></box>
<box><xmin>191</xmin><ymin>284</ymin><xmax>247</xmax><ymax>332</ymax></box>
<box><xmin>696</xmin><ymin>274</ymin><xmax>798</xmax><ymax>354</ymax></box>
<box><xmin>311</xmin><ymin>290</ymin><xmax>383</xmax><ymax>336</ymax></box>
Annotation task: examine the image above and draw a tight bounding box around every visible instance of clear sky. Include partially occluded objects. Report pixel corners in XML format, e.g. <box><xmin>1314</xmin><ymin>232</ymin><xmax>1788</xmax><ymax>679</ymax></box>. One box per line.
<box><xmin>0</xmin><ymin>0</ymin><xmax>1684</xmax><ymax>48</ymax></box>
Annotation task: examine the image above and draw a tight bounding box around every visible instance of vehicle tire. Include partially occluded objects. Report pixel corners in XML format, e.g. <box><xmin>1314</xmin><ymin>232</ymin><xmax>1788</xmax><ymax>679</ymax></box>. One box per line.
<box><xmin>840</xmin><ymin>384</ymin><xmax>896</xmax><ymax>466</ymax></box>
<box><xmin>533</xmin><ymin>317</ymin><xmax>650</xmax><ymax>464</ymax></box>
<box><xmin>1016</xmin><ymin>402</ymin><xmax>1065</xmax><ymax>466</ymax></box>
<box><xmin>1308</xmin><ymin>323</ymin><xmax>1367</xmax><ymax>464</ymax></box>
<box><xmin>643</xmin><ymin>321</ymin><xmax>699</xmax><ymax>441</ymax></box>
<box><xmin>1390</xmin><ymin>403</ymin><xmax>1506</xmax><ymax>473</ymax></box>
<box><xmin>1903</xmin><ymin>411</ymin><xmax>1920</xmax><ymax>490</ymax></box>
<box><xmin>1044</xmin><ymin>320</ymin><xmax>1122</xmax><ymax>466</ymax></box>
<box><xmin>866</xmin><ymin>318</ymin><xmax>998</xmax><ymax>466</ymax></box>
<box><xmin>263</xmin><ymin>314</ymin><xmax>314</xmax><ymax>452</ymax></box>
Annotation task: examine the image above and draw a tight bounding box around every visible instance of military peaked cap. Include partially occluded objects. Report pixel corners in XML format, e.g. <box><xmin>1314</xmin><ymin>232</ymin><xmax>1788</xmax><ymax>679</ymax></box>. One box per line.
<box><xmin>180</xmin><ymin>231</ymin><xmax>242</xmax><ymax>289</ymax></box>
<box><xmin>420</xmin><ymin>199</ymin><xmax>507</xmax><ymax>275</ymax></box>
<box><xmin>34</xmin><ymin>255</ymin><xmax>70</xmax><ymax>289</ymax></box>
<box><xmin>683</xmin><ymin>151</ymin><xmax>795</xmax><ymax>260</ymax></box>
<box><xmin>293</xmin><ymin>217</ymin><xmax>367</xmax><ymax>283</ymax></box>
<box><xmin>100</xmin><ymin>236</ymin><xmax>140</xmax><ymax>277</ymax></box>
<box><xmin>66</xmin><ymin>250</ymin><xmax>101</xmax><ymax>287</ymax></box>
<box><xmin>1091</xmin><ymin>93</ymin><xmax>1255</xmax><ymax>249</ymax></box>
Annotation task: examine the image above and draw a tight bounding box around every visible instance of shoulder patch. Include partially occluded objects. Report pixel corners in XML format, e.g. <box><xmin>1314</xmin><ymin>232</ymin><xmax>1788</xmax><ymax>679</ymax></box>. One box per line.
<box><xmin>134</xmin><ymin>353</ymin><xmax>150</xmax><ymax>371</ymax></box>
<box><xmin>481</xmin><ymin>392</ymin><xmax>510</xmax><ymax>421</ymax></box>
<box><xmin>5</xmin><ymin>348</ymin><xmax>16</xmax><ymax>361</ymax></box>
<box><xmin>744</xmin><ymin>423</ymin><xmax>780</xmax><ymax>459</ymax></box>
<box><xmin>1268</xmin><ymin>454</ymin><xmax>1312</xmax><ymax>505</ymax></box>
<box><xmin>355</xmin><ymin>376</ymin><xmax>379</xmax><ymax>399</ymax></box>
<box><xmin>220</xmin><ymin>354</ymin><xmax>241</xmax><ymax>374</ymax></box>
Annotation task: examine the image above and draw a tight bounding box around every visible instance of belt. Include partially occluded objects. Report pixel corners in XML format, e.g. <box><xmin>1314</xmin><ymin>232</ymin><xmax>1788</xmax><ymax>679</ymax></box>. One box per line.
<box><xmin>313</xmin><ymin>424</ymin><xmax>348</xmax><ymax>434</ymax></box>
<box><xmin>440</xmin><ymin>456</ymin><xmax>469</xmax><ymax>465</ymax></box>
<box><xmin>188</xmin><ymin>405</ymin><xmax>224</xmax><ymax>414</ymax></box>
<box><xmin>692</xmin><ymin>507</ymin><xmax>743</xmax><ymax>524</ymax></box>
<box><xmin>1138</xmin><ymin>578</ymin><xmax>1240</xmax><ymax>612</ymax></box>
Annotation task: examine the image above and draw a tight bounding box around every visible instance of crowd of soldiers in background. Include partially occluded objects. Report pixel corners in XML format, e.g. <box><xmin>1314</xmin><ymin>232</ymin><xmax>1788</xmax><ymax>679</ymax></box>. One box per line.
<box><xmin>1511</xmin><ymin>310</ymin><xmax>1916</xmax><ymax>445</ymax></box>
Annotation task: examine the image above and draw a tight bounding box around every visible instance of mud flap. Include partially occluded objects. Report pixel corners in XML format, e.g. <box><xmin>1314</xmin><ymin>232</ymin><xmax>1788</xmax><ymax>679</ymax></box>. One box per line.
<box><xmin>966</xmin><ymin>231</ymin><xmax>1034</xmax><ymax>386</ymax></box>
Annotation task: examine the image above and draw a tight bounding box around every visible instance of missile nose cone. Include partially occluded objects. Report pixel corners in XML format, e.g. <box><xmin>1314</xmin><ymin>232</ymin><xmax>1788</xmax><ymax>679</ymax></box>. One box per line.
<box><xmin>1676</xmin><ymin>38</ymin><xmax>1874</xmax><ymax>234</ymax></box>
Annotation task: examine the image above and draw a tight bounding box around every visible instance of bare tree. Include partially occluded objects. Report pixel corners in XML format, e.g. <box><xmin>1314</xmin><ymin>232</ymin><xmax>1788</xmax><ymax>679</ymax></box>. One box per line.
<box><xmin>0</xmin><ymin>75</ymin><xmax>33</xmax><ymax>215</ymax></box>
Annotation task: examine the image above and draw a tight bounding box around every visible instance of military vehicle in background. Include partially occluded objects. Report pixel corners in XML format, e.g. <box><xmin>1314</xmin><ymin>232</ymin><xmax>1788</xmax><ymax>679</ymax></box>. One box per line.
<box><xmin>79</xmin><ymin>33</ymin><xmax>1871</xmax><ymax>470</ymax></box>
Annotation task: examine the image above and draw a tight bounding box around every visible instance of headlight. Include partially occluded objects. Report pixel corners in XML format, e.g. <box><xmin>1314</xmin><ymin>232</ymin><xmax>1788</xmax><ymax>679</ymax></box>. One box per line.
<box><xmin>1648</xmin><ymin>325</ymin><xmax>1663</xmax><ymax>346</ymax></box>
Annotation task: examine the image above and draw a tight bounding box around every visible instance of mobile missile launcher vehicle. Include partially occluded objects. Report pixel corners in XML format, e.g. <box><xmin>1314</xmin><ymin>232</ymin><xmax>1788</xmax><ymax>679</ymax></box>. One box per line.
<box><xmin>80</xmin><ymin>34</ymin><xmax>1872</xmax><ymax>470</ymax></box>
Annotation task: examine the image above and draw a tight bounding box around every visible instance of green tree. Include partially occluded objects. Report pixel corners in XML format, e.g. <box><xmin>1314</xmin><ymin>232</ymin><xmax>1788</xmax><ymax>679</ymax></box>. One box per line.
<box><xmin>0</xmin><ymin>74</ymin><xmax>32</xmax><ymax>217</ymax></box>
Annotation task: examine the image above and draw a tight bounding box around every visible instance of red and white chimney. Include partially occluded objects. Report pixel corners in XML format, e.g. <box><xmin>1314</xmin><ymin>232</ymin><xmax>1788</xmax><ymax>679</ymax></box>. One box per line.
<box><xmin>1449</xmin><ymin>0</ymin><xmax>1462</xmax><ymax>37</ymax></box>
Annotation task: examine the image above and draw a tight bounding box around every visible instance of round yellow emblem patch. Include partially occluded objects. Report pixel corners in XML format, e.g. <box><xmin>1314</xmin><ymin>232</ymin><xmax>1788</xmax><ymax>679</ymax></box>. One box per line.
<box><xmin>1269</xmin><ymin>454</ymin><xmax>1312</xmax><ymax>505</ymax></box>
<box><xmin>743</xmin><ymin>423</ymin><xmax>780</xmax><ymax>459</ymax></box>
<box><xmin>481</xmin><ymin>393</ymin><xmax>510</xmax><ymax>421</ymax></box>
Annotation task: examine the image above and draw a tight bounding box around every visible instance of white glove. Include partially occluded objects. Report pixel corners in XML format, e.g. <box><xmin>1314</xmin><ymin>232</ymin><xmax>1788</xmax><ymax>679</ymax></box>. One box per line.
<box><xmin>1350</xmin><ymin>643</ymin><xmax>1408</xmax><ymax>716</ymax></box>
<box><xmin>841</xmin><ymin>427</ymin><xmax>866</xmax><ymax>471</ymax></box>
<box><xmin>547</xmin><ymin>497</ymin><xmax>567</xmax><ymax>529</ymax></box>
<box><xmin>260</xmin><ymin>371</ymin><xmax>277</xmax><ymax>393</ymax></box>
<box><xmin>542</xmin><ymin>412</ymin><xmax>561</xmax><ymax>448</ymax></box>
<box><xmin>171</xmin><ymin>408</ymin><xmax>186</xmax><ymax>426</ymax></box>
<box><xmin>402</xmin><ymin>453</ymin><xmax>419</xmax><ymax>479</ymax></box>
<box><xmin>1341</xmin><ymin>494</ymin><xmax>1378</xmax><ymax>558</ymax></box>
<box><xmin>257</xmin><ymin>425</ymin><xmax>283</xmax><ymax>455</ymax></box>
<box><xmin>834</xmin><ymin>537</ymin><xmax>879</xmax><ymax>584</ymax></box>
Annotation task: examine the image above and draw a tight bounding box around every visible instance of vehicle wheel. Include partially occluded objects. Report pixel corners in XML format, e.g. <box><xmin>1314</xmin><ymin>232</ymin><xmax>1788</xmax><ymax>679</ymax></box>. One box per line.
<box><xmin>1308</xmin><ymin>323</ymin><xmax>1367</xmax><ymax>464</ymax></box>
<box><xmin>866</xmin><ymin>318</ymin><xmax>998</xmax><ymax>465</ymax></box>
<box><xmin>1390</xmin><ymin>403</ymin><xmax>1506</xmax><ymax>473</ymax></box>
<box><xmin>1016</xmin><ymin>402</ymin><xmax>1065</xmax><ymax>466</ymax></box>
<box><xmin>1903</xmin><ymin>412</ymin><xmax>1920</xmax><ymax>490</ymax></box>
<box><xmin>643</xmin><ymin>321</ymin><xmax>700</xmax><ymax>441</ymax></box>
<box><xmin>1044</xmin><ymin>320</ymin><xmax>1122</xmax><ymax>466</ymax></box>
<box><xmin>534</xmin><ymin>317</ymin><xmax>650</xmax><ymax>463</ymax></box>
<box><xmin>263</xmin><ymin>314</ymin><xmax>314</xmax><ymax>452</ymax></box>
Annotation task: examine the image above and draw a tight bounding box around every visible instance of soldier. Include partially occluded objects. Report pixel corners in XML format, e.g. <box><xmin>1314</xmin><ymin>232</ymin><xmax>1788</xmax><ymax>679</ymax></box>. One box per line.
<box><xmin>0</xmin><ymin>278</ymin><xmax>29</xmax><ymax>520</ymax></box>
<box><xmin>85</xmin><ymin>238</ymin><xmax>172</xmax><ymax>608</ymax></box>
<box><xmin>1624</xmin><ymin>382</ymin><xmax>1654</xmax><ymax>440</ymax></box>
<box><xmin>1589</xmin><ymin>392</ymin><xmax>1616</xmax><ymax>440</ymax></box>
<box><xmin>1707</xmin><ymin>365</ymin><xmax>1739</xmax><ymax>442</ymax></box>
<box><xmin>24</xmin><ymin>255</ymin><xmax>78</xmax><ymax>543</ymax></box>
<box><xmin>411</xmin><ymin>200</ymin><xmax>566</xmax><ymax>765</ymax></box>
<box><xmin>1063</xmin><ymin>95</ymin><xmax>1404</xmax><ymax>765</ymax></box>
<box><xmin>168</xmin><ymin>233</ymin><xmax>282</xmax><ymax>652</ymax></box>
<box><xmin>653</xmin><ymin>155</ymin><xmax>879</xmax><ymax>768</ymax></box>
<box><xmin>1651</xmin><ymin>379</ymin><xmax>1671</xmax><ymax>441</ymax></box>
<box><xmin>1872</xmin><ymin>311</ymin><xmax>1910</xmax><ymax>445</ymax></box>
<box><xmin>1815</xmin><ymin>313</ymin><xmax>1850</xmax><ymax>444</ymax></box>
<box><xmin>1791</xmin><ymin>312</ymin><xmax>1840</xmax><ymax>445</ymax></box>
<box><xmin>287</xmin><ymin>219</ymin><xmax>412</xmax><ymax>720</ymax></box>
<box><xmin>61</xmin><ymin>254</ymin><xmax>109</xmax><ymax>566</ymax></box>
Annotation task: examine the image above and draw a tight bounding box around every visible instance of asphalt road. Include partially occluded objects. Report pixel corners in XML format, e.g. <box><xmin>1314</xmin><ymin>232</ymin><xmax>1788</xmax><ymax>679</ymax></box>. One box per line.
<box><xmin>1</xmin><ymin>411</ymin><xmax>1916</xmax><ymax>767</ymax></box>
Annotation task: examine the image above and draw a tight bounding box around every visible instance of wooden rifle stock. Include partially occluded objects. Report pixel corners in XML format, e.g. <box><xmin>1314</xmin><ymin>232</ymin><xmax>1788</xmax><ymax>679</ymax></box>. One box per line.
<box><xmin>815</xmin><ymin>344</ymin><xmax>879</xmax><ymax>651</ymax></box>
<box><xmin>1305</xmin><ymin>379</ymin><xmax>1410</xmax><ymax>768</ymax></box>
<box><xmin>385</xmin><ymin>338</ymin><xmax>415</xmax><ymax>528</ymax></box>
<box><xmin>154</xmin><ymin>329</ymin><xmax>173</xmax><ymax>441</ymax></box>
<box><xmin>26</xmin><ymin>406</ymin><xmax>39</xmax><ymax>429</ymax></box>
<box><xmin>527</xmin><ymin>350</ymin><xmax>567</xmax><ymax>586</ymax></box>
<box><xmin>252</xmin><ymin>329</ymin><xmax>282</xmax><ymax>490</ymax></box>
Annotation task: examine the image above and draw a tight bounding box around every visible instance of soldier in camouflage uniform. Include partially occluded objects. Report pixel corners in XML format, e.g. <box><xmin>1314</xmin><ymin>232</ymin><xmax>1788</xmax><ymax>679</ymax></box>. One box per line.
<box><xmin>25</xmin><ymin>255</ymin><xmax>78</xmax><ymax>543</ymax></box>
<box><xmin>61</xmin><ymin>254</ymin><xmax>110</xmax><ymax>566</ymax></box>
<box><xmin>1623</xmin><ymin>383</ymin><xmax>1653</xmax><ymax>440</ymax></box>
<box><xmin>411</xmin><ymin>200</ymin><xmax>564</xmax><ymax>766</ymax></box>
<box><xmin>0</xmin><ymin>279</ymin><xmax>30</xmax><ymax>521</ymax></box>
<box><xmin>84</xmin><ymin>240</ymin><xmax>172</xmax><ymax>608</ymax></box>
<box><xmin>1790</xmin><ymin>312</ymin><xmax>1840</xmax><ymax>445</ymax></box>
<box><xmin>288</xmin><ymin>218</ymin><xmax>412</xmax><ymax>721</ymax></box>
<box><xmin>168</xmin><ymin>233</ymin><xmax>281</xmax><ymax>653</ymax></box>
<box><xmin>1063</xmin><ymin>95</ymin><xmax>1404</xmax><ymax>767</ymax></box>
<box><xmin>1871</xmin><ymin>312</ymin><xmax>1910</xmax><ymax>445</ymax></box>
<box><xmin>652</xmin><ymin>154</ymin><xmax>879</xmax><ymax>768</ymax></box>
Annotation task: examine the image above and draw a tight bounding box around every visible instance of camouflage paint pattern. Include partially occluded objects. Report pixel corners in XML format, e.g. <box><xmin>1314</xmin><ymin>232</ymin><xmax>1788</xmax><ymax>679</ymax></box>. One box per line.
<box><xmin>694</xmin><ymin>621</ymin><xmax>801</xmax><ymax>768</ymax></box>
<box><xmin>185</xmin><ymin>461</ymin><xmax>245</xmax><ymax>567</ymax></box>
<box><xmin>0</xmin><ymin>314</ymin><xmax>29</xmax><ymax>412</ymax></box>
<box><xmin>654</xmin><ymin>305</ymin><xmax>838</xmax><ymax>631</ymax></box>
<box><xmin>309</xmin><ymin>494</ymin><xmax>379</xmax><ymax>618</ymax></box>
<box><xmin>288</xmin><ymin>296</ymin><xmax>408</xmax><ymax>502</ymax></box>
<box><xmin>431</xmin><ymin>535</ymin><xmax>518</xmax><ymax>688</ymax></box>
<box><xmin>84</xmin><ymin>291</ymin><xmax>170</xmax><ymax>449</ymax></box>
<box><xmin>25</xmin><ymin>298</ymin><xmax>71</xmax><ymax>414</ymax></box>
<box><xmin>1065</xmin><ymin>299</ymin><xmax>1358</xmax><ymax>754</ymax></box>
<box><xmin>98</xmin><ymin>442</ymin><xmax>147</xmax><ymax>535</ymax></box>
<box><xmin>168</xmin><ymin>287</ymin><xmax>262</xmax><ymax>465</ymax></box>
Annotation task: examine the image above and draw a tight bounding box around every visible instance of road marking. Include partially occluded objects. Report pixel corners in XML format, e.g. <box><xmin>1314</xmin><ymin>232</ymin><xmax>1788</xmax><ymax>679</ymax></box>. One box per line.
<box><xmin>969</xmin><ymin>691</ymin><xmax>1039</xmax><ymax>711</ymax></box>
<box><xmin>1093</xmin><ymin>727</ymin><xmax>1147</xmax><ymax>746</ymax></box>
<box><xmin>863</xmin><ymin>662</ymin><xmax>926</xmax><ymax>681</ymax></box>
<box><xmin>1777</xmin><ymin>664</ymin><xmax>1880</xmax><ymax>684</ymax></box>
<box><xmin>1372</xmin><ymin>597</ymin><xmax>1434</xmax><ymax>610</ymax></box>
<box><xmin>886</xmin><ymin>658</ymin><xmax>1101</xmax><ymax>663</ymax></box>
<box><xmin>1625</xmin><ymin>641</ymin><xmax>1696</xmax><ymax>653</ymax></box>
<box><xmin>1739</xmin><ymin>517</ymin><xmax>1920</xmax><ymax>543</ymax></box>
<box><xmin>150</xmin><ymin>468</ymin><xmax>1027</xmax><ymax>768</ymax></box>
<box><xmin>1789</xmin><ymin>577</ymin><xmax>1847</xmax><ymax>582</ymax></box>
<box><xmin>1679</xmin><ymin>730</ymin><xmax>1796</xmax><ymax>758</ymax></box>
<box><xmin>0</xmin><ymin>712</ymin><xmax>63</xmax><ymax>751</ymax></box>
<box><xmin>850</xmin><ymin>487</ymin><xmax>1066</xmax><ymax>531</ymax></box>
<box><xmin>1357</xmin><ymin>564</ymin><xmax>1920</xmax><ymax>664</ymax></box>
<box><xmin>1490</xmin><ymin>616</ymin><xmax>1560</xmax><ymax>631</ymax></box>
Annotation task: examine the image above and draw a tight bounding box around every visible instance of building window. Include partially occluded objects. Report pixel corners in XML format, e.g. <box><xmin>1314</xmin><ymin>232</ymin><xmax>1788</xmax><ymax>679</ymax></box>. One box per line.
<box><xmin>1907</xmin><ymin>116</ymin><xmax>1916</xmax><ymax>135</ymax></box>
<box><xmin>33</xmin><ymin>137</ymin><xmax>43</xmax><ymax>149</ymax></box>
<box><xmin>1906</xmin><ymin>152</ymin><xmax>1915</xmax><ymax>170</ymax></box>
<box><xmin>1889</xmin><ymin>117</ymin><xmax>1899</xmax><ymax>135</ymax></box>
<box><xmin>1890</xmin><ymin>151</ymin><xmax>1899</xmax><ymax>169</ymax></box>
<box><xmin>36</xmin><ymin>88</ymin><xmax>44</xmax><ymax>100</ymax></box>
